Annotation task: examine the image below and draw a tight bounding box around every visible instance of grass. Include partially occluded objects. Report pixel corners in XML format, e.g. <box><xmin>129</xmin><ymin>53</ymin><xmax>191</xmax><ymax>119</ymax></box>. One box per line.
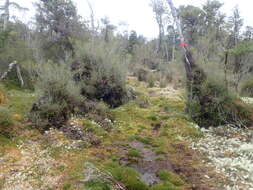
<box><xmin>128</xmin><ymin>148</ymin><xmax>141</xmax><ymax>157</ymax></box>
<box><xmin>0</xmin><ymin>78</ymin><xmax>210</xmax><ymax>189</ymax></box>
<box><xmin>158</xmin><ymin>170</ymin><xmax>185</xmax><ymax>186</ymax></box>
<box><xmin>84</xmin><ymin>180</ymin><xmax>111</xmax><ymax>190</ymax></box>
<box><xmin>105</xmin><ymin>162</ymin><xmax>149</xmax><ymax>190</ymax></box>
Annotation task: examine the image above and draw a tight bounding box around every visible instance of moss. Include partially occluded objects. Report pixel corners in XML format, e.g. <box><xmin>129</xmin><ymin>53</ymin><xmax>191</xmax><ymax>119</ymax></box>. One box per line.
<box><xmin>155</xmin><ymin>147</ymin><xmax>167</xmax><ymax>155</ymax></box>
<box><xmin>0</xmin><ymin>136</ymin><xmax>13</xmax><ymax>146</ymax></box>
<box><xmin>0</xmin><ymin>84</ymin><xmax>6</xmax><ymax>104</ymax></box>
<box><xmin>106</xmin><ymin>162</ymin><xmax>148</xmax><ymax>190</ymax></box>
<box><xmin>82</xmin><ymin>119</ymin><xmax>109</xmax><ymax>137</ymax></box>
<box><xmin>147</xmin><ymin>114</ymin><xmax>158</xmax><ymax>121</ymax></box>
<box><xmin>130</xmin><ymin>135</ymin><xmax>154</xmax><ymax>145</ymax></box>
<box><xmin>151</xmin><ymin>182</ymin><xmax>179</xmax><ymax>190</ymax></box>
<box><xmin>0</xmin><ymin>106</ymin><xmax>13</xmax><ymax>127</ymax></box>
<box><xmin>84</xmin><ymin>180</ymin><xmax>111</xmax><ymax>190</ymax></box>
<box><xmin>128</xmin><ymin>148</ymin><xmax>141</xmax><ymax>157</ymax></box>
<box><xmin>62</xmin><ymin>184</ymin><xmax>72</xmax><ymax>190</ymax></box>
<box><xmin>157</xmin><ymin>170</ymin><xmax>184</xmax><ymax>186</ymax></box>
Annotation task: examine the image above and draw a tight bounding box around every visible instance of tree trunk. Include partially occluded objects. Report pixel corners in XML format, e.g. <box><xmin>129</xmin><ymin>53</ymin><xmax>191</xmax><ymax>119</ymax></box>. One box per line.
<box><xmin>166</xmin><ymin>0</ymin><xmax>207</xmax><ymax>101</ymax></box>
<box><xmin>224</xmin><ymin>51</ymin><xmax>228</xmax><ymax>89</ymax></box>
<box><xmin>3</xmin><ymin>0</ymin><xmax>10</xmax><ymax>30</ymax></box>
<box><xmin>0</xmin><ymin>61</ymin><xmax>24</xmax><ymax>87</ymax></box>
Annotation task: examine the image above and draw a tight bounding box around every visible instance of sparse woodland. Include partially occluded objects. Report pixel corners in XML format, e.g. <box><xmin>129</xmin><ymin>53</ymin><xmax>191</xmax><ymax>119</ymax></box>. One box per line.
<box><xmin>0</xmin><ymin>0</ymin><xmax>253</xmax><ymax>189</ymax></box>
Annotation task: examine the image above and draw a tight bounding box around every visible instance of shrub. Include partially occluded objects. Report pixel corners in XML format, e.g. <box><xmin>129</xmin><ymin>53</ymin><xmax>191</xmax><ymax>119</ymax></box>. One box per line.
<box><xmin>128</xmin><ymin>148</ymin><xmax>141</xmax><ymax>157</ymax></box>
<box><xmin>0</xmin><ymin>106</ymin><xmax>14</xmax><ymax>137</ymax></box>
<box><xmin>187</xmin><ymin>79</ymin><xmax>253</xmax><ymax>128</ymax></box>
<box><xmin>0</xmin><ymin>85</ymin><xmax>6</xmax><ymax>104</ymax></box>
<box><xmin>106</xmin><ymin>162</ymin><xmax>148</xmax><ymax>190</ymax></box>
<box><xmin>0</xmin><ymin>106</ymin><xmax>13</xmax><ymax>127</ymax></box>
<box><xmin>30</xmin><ymin>63</ymin><xmax>83</xmax><ymax>131</ymax></box>
<box><xmin>135</xmin><ymin>67</ymin><xmax>150</xmax><ymax>82</ymax></box>
<box><xmin>148</xmin><ymin>73</ymin><xmax>156</xmax><ymax>88</ymax></box>
<box><xmin>241</xmin><ymin>78</ymin><xmax>253</xmax><ymax>97</ymax></box>
<box><xmin>72</xmin><ymin>41</ymin><xmax>128</xmax><ymax>108</ymax></box>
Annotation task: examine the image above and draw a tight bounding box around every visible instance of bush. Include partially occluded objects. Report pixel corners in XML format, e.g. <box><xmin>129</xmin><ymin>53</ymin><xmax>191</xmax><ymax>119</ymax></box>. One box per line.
<box><xmin>135</xmin><ymin>67</ymin><xmax>150</xmax><ymax>82</ymax></box>
<box><xmin>0</xmin><ymin>106</ymin><xmax>13</xmax><ymax>127</ymax></box>
<box><xmin>72</xmin><ymin>41</ymin><xmax>128</xmax><ymax>108</ymax></box>
<box><xmin>30</xmin><ymin>63</ymin><xmax>83</xmax><ymax>131</ymax></box>
<box><xmin>0</xmin><ymin>85</ymin><xmax>6</xmax><ymax>104</ymax></box>
<box><xmin>187</xmin><ymin>79</ymin><xmax>253</xmax><ymax>128</ymax></box>
<box><xmin>106</xmin><ymin>162</ymin><xmax>148</xmax><ymax>190</ymax></box>
<box><xmin>241</xmin><ymin>78</ymin><xmax>253</xmax><ymax>97</ymax></box>
<box><xmin>0</xmin><ymin>106</ymin><xmax>14</xmax><ymax>137</ymax></box>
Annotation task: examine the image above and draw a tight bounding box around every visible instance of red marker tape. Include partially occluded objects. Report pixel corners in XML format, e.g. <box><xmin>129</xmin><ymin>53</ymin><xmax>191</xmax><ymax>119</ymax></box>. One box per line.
<box><xmin>179</xmin><ymin>41</ymin><xmax>188</xmax><ymax>47</ymax></box>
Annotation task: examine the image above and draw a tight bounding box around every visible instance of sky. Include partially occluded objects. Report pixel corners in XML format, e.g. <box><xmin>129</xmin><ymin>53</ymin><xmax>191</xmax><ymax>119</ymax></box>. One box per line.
<box><xmin>8</xmin><ymin>0</ymin><xmax>253</xmax><ymax>39</ymax></box>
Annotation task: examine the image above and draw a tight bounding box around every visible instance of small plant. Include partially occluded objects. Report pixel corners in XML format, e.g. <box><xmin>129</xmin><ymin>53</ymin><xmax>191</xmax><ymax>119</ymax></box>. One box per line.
<box><xmin>106</xmin><ymin>162</ymin><xmax>148</xmax><ymax>190</ymax></box>
<box><xmin>135</xmin><ymin>67</ymin><xmax>150</xmax><ymax>82</ymax></box>
<box><xmin>157</xmin><ymin>170</ymin><xmax>184</xmax><ymax>186</ymax></box>
<box><xmin>148</xmin><ymin>73</ymin><xmax>156</xmax><ymax>88</ymax></box>
<box><xmin>147</xmin><ymin>114</ymin><xmax>158</xmax><ymax>121</ymax></box>
<box><xmin>0</xmin><ymin>106</ymin><xmax>13</xmax><ymax>127</ymax></box>
<box><xmin>128</xmin><ymin>148</ymin><xmax>141</xmax><ymax>157</ymax></box>
<box><xmin>0</xmin><ymin>85</ymin><xmax>6</xmax><ymax>104</ymax></box>
<box><xmin>84</xmin><ymin>180</ymin><xmax>111</xmax><ymax>190</ymax></box>
<box><xmin>241</xmin><ymin>78</ymin><xmax>253</xmax><ymax>97</ymax></box>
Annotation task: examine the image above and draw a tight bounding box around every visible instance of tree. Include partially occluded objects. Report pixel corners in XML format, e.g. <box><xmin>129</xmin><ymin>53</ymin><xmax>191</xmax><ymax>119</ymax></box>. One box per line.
<box><xmin>227</xmin><ymin>6</ymin><xmax>244</xmax><ymax>92</ymax></box>
<box><xmin>228</xmin><ymin>6</ymin><xmax>243</xmax><ymax>47</ymax></box>
<box><xmin>101</xmin><ymin>17</ymin><xmax>116</xmax><ymax>43</ymax></box>
<box><xmin>128</xmin><ymin>30</ymin><xmax>138</xmax><ymax>54</ymax></box>
<box><xmin>35</xmin><ymin>0</ymin><xmax>81</xmax><ymax>61</ymax></box>
<box><xmin>151</xmin><ymin>0</ymin><xmax>166</xmax><ymax>51</ymax></box>
<box><xmin>0</xmin><ymin>0</ymin><xmax>28</xmax><ymax>30</ymax></box>
<box><xmin>244</xmin><ymin>26</ymin><xmax>253</xmax><ymax>40</ymax></box>
<box><xmin>178</xmin><ymin>5</ymin><xmax>204</xmax><ymax>45</ymax></box>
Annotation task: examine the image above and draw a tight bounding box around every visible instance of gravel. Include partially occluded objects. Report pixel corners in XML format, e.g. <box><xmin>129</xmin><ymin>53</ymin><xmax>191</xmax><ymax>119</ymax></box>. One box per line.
<box><xmin>191</xmin><ymin>125</ymin><xmax>253</xmax><ymax>190</ymax></box>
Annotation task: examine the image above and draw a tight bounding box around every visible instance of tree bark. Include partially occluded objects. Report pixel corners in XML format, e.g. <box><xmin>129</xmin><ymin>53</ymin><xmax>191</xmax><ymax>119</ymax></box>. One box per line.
<box><xmin>166</xmin><ymin>0</ymin><xmax>207</xmax><ymax>102</ymax></box>
<box><xmin>3</xmin><ymin>0</ymin><xmax>10</xmax><ymax>30</ymax></box>
<box><xmin>0</xmin><ymin>61</ymin><xmax>24</xmax><ymax>87</ymax></box>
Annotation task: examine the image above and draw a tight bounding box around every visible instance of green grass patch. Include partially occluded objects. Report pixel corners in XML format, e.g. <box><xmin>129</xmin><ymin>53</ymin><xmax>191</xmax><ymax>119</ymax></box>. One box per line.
<box><xmin>158</xmin><ymin>170</ymin><xmax>185</xmax><ymax>186</ymax></box>
<box><xmin>106</xmin><ymin>162</ymin><xmax>148</xmax><ymax>190</ymax></box>
<box><xmin>128</xmin><ymin>148</ymin><xmax>141</xmax><ymax>157</ymax></box>
<box><xmin>84</xmin><ymin>180</ymin><xmax>111</xmax><ymax>190</ymax></box>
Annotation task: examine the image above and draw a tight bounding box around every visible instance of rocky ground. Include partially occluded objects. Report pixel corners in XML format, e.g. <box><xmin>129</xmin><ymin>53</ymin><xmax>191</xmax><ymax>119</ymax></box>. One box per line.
<box><xmin>191</xmin><ymin>125</ymin><xmax>253</xmax><ymax>190</ymax></box>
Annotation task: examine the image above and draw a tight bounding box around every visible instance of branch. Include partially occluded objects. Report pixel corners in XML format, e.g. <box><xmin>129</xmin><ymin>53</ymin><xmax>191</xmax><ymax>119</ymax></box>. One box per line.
<box><xmin>9</xmin><ymin>2</ymin><xmax>29</xmax><ymax>11</ymax></box>
<box><xmin>0</xmin><ymin>61</ymin><xmax>25</xmax><ymax>87</ymax></box>
<box><xmin>0</xmin><ymin>61</ymin><xmax>17</xmax><ymax>80</ymax></box>
<box><xmin>166</xmin><ymin>0</ymin><xmax>191</xmax><ymax>68</ymax></box>
<box><xmin>16</xmin><ymin>64</ymin><xmax>24</xmax><ymax>87</ymax></box>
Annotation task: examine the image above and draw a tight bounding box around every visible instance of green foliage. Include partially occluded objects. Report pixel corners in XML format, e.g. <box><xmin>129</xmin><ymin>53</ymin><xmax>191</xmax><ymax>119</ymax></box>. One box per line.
<box><xmin>187</xmin><ymin>79</ymin><xmax>253</xmax><ymax>127</ymax></box>
<box><xmin>0</xmin><ymin>106</ymin><xmax>14</xmax><ymax>137</ymax></box>
<box><xmin>135</xmin><ymin>67</ymin><xmax>150</xmax><ymax>82</ymax></box>
<box><xmin>106</xmin><ymin>162</ymin><xmax>148</xmax><ymax>190</ymax></box>
<box><xmin>128</xmin><ymin>148</ymin><xmax>141</xmax><ymax>157</ymax></box>
<box><xmin>0</xmin><ymin>106</ymin><xmax>13</xmax><ymax>127</ymax></box>
<box><xmin>230</xmin><ymin>41</ymin><xmax>253</xmax><ymax>56</ymax></box>
<box><xmin>35</xmin><ymin>0</ymin><xmax>80</xmax><ymax>61</ymax></box>
<box><xmin>157</xmin><ymin>170</ymin><xmax>184</xmax><ymax>186</ymax></box>
<box><xmin>150</xmin><ymin>182</ymin><xmax>179</xmax><ymax>190</ymax></box>
<box><xmin>241</xmin><ymin>78</ymin><xmax>253</xmax><ymax>97</ymax></box>
<box><xmin>84</xmin><ymin>180</ymin><xmax>111</xmax><ymax>190</ymax></box>
<box><xmin>30</xmin><ymin>63</ymin><xmax>83</xmax><ymax>130</ymax></box>
<box><xmin>73</xmin><ymin>41</ymin><xmax>129</xmax><ymax>107</ymax></box>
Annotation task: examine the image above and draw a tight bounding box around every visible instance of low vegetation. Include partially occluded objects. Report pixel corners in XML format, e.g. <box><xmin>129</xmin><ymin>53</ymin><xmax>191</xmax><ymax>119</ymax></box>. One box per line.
<box><xmin>0</xmin><ymin>0</ymin><xmax>252</xmax><ymax>189</ymax></box>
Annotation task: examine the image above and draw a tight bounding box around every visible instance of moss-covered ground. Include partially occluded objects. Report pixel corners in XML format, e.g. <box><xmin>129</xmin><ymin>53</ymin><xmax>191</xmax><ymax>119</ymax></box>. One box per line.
<box><xmin>0</xmin><ymin>78</ymin><xmax>220</xmax><ymax>190</ymax></box>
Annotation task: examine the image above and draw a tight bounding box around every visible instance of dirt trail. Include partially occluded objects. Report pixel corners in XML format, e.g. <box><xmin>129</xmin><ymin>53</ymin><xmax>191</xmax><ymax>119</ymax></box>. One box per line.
<box><xmin>129</xmin><ymin>140</ymin><xmax>173</xmax><ymax>185</ymax></box>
